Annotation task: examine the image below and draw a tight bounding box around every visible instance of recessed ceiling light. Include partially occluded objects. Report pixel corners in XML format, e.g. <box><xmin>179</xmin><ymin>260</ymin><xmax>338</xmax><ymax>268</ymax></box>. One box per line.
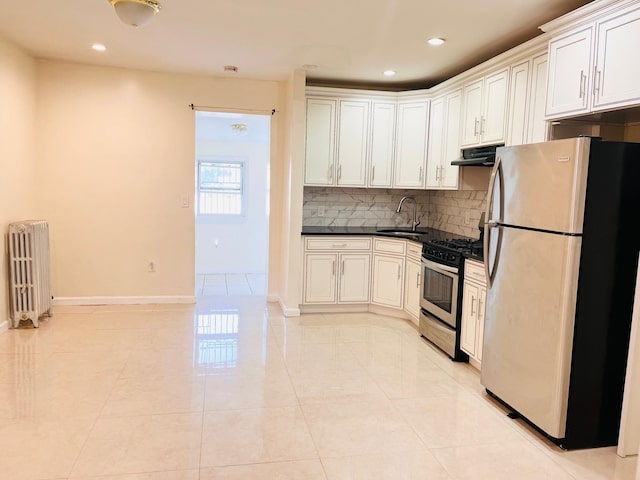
<box><xmin>302</xmin><ymin>64</ymin><xmax>318</xmax><ymax>70</ymax></box>
<box><xmin>383</xmin><ymin>70</ymin><xmax>396</xmax><ymax>77</ymax></box>
<box><xmin>92</xmin><ymin>43</ymin><xmax>107</xmax><ymax>52</ymax></box>
<box><xmin>428</xmin><ymin>37</ymin><xmax>446</xmax><ymax>46</ymax></box>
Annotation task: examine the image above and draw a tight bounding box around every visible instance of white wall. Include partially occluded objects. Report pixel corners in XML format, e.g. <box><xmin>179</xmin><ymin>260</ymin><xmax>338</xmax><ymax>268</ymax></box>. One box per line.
<box><xmin>34</xmin><ymin>60</ymin><xmax>286</xmax><ymax>302</ymax></box>
<box><xmin>0</xmin><ymin>37</ymin><xmax>38</xmax><ymax>326</ymax></box>
<box><xmin>195</xmin><ymin>139</ymin><xmax>270</xmax><ymax>274</ymax></box>
<box><xmin>277</xmin><ymin>69</ymin><xmax>306</xmax><ymax>315</ymax></box>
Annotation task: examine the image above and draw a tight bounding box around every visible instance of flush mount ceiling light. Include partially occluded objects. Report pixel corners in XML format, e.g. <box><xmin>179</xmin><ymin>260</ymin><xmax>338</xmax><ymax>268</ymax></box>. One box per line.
<box><xmin>428</xmin><ymin>37</ymin><xmax>446</xmax><ymax>46</ymax></box>
<box><xmin>92</xmin><ymin>43</ymin><xmax>107</xmax><ymax>52</ymax></box>
<box><xmin>108</xmin><ymin>0</ymin><xmax>161</xmax><ymax>28</ymax></box>
<box><xmin>383</xmin><ymin>70</ymin><xmax>396</xmax><ymax>77</ymax></box>
<box><xmin>231</xmin><ymin>123</ymin><xmax>248</xmax><ymax>136</ymax></box>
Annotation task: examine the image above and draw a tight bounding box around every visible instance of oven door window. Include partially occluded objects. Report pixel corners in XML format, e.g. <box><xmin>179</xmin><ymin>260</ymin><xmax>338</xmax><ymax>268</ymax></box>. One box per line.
<box><xmin>423</xmin><ymin>265</ymin><xmax>455</xmax><ymax>316</ymax></box>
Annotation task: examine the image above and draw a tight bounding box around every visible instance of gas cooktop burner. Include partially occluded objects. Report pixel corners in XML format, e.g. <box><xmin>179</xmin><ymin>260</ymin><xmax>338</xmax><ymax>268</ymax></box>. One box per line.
<box><xmin>422</xmin><ymin>237</ymin><xmax>484</xmax><ymax>268</ymax></box>
<box><xmin>430</xmin><ymin>238</ymin><xmax>482</xmax><ymax>250</ymax></box>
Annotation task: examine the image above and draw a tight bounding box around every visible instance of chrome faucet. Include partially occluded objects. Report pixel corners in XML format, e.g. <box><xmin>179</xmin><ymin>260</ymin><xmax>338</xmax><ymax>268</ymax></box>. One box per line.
<box><xmin>396</xmin><ymin>196</ymin><xmax>420</xmax><ymax>231</ymax></box>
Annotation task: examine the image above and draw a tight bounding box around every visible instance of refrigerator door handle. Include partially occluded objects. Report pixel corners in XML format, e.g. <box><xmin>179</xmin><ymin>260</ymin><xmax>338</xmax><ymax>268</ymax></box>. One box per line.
<box><xmin>484</xmin><ymin>156</ymin><xmax>504</xmax><ymax>289</ymax></box>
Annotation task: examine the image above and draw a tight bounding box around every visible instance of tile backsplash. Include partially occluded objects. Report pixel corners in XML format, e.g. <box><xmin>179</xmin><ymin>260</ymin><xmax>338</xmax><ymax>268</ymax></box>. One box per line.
<box><xmin>303</xmin><ymin>187</ymin><xmax>487</xmax><ymax>238</ymax></box>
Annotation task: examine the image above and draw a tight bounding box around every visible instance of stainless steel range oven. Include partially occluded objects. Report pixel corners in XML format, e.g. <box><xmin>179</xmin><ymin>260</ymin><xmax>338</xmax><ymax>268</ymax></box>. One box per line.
<box><xmin>420</xmin><ymin>258</ymin><xmax>458</xmax><ymax>328</ymax></box>
<box><xmin>419</xmin><ymin>237</ymin><xmax>482</xmax><ymax>362</ymax></box>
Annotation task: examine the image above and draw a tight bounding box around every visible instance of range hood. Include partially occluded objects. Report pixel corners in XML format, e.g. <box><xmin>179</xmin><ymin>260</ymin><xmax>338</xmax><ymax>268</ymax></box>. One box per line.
<box><xmin>451</xmin><ymin>144</ymin><xmax>503</xmax><ymax>167</ymax></box>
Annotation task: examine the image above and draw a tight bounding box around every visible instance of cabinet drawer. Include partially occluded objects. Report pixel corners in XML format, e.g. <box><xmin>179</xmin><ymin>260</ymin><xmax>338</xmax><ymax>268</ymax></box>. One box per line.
<box><xmin>465</xmin><ymin>260</ymin><xmax>486</xmax><ymax>285</ymax></box>
<box><xmin>373</xmin><ymin>238</ymin><xmax>406</xmax><ymax>255</ymax></box>
<box><xmin>406</xmin><ymin>241</ymin><xmax>422</xmax><ymax>261</ymax></box>
<box><xmin>305</xmin><ymin>236</ymin><xmax>372</xmax><ymax>251</ymax></box>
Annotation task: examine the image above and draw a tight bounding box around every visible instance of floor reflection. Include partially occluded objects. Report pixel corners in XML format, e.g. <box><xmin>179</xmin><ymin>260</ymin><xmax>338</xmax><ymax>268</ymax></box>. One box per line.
<box><xmin>193</xmin><ymin>310</ymin><xmax>239</xmax><ymax>368</ymax></box>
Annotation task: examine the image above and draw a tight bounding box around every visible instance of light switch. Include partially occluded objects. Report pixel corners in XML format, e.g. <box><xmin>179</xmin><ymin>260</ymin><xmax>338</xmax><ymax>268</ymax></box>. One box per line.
<box><xmin>181</xmin><ymin>195</ymin><xmax>190</xmax><ymax>208</ymax></box>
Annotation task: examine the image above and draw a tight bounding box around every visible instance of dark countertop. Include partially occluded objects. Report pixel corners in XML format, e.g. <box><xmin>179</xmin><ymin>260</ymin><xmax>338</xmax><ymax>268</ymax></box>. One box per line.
<box><xmin>301</xmin><ymin>225</ymin><xmax>484</xmax><ymax>262</ymax></box>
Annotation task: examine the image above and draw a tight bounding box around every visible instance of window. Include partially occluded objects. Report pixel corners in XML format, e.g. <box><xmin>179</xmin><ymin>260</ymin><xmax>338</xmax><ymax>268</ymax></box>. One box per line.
<box><xmin>197</xmin><ymin>160</ymin><xmax>244</xmax><ymax>215</ymax></box>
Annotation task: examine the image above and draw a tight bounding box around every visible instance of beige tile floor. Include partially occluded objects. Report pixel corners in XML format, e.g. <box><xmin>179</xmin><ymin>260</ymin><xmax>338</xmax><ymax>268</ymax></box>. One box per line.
<box><xmin>0</xmin><ymin>296</ymin><xmax>637</xmax><ymax>480</ymax></box>
<box><xmin>196</xmin><ymin>274</ymin><xmax>266</xmax><ymax>296</ymax></box>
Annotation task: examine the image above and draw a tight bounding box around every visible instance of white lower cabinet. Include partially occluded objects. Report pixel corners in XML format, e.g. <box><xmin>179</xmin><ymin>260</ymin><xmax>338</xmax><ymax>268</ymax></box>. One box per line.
<box><xmin>460</xmin><ymin>259</ymin><xmax>487</xmax><ymax>366</ymax></box>
<box><xmin>404</xmin><ymin>258</ymin><xmax>421</xmax><ymax>320</ymax></box>
<box><xmin>372</xmin><ymin>254</ymin><xmax>405</xmax><ymax>309</ymax></box>
<box><xmin>371</xmin><ymin>238</ymin><xmax>406</xmax><ymax>309</ymax></box>
<box><xmin>303</xmin><ymin>254</ymin><xmax>337</xmax><ymax>304</ymax></box>
<box><xmin>302</xmin><ymin>236</ymin><xmax>372</xmax><ymax>305</ymax></box>
<box><xmin>303</xmin><ymin>236</ymin><xmax>421</xmax><ymax>322</ymax></box>
<box><xmin>304</xmin><ymin>252</ymin><xmax>371</xmax><ymax>304</ymax></box>
<box><xmin>338</xmin><ymin>254</ymin><xmax>371</xmax><ymax>303</ymax></box>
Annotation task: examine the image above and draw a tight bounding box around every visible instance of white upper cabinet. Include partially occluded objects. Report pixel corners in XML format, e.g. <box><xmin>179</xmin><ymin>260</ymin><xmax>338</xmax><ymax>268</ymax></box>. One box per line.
<box><xmin>304</xmin><ymin>93</ymin><xmax>397</xmax><ymax>188</ymax></box>
<box><xmin>593</xmin><ymin>4</ymin><xmax>640</xmax><ymax>111</ymax></box>
<box><xmin>336</xmin><ymin>100</ymin><xmax>370</xmax><ymax>186</ymax></box>
<box><xmin>506</xmin><ymin>60</ymin><xmax>530</xmax><ymax>146</ymax></box>
<box><xmin>461</xmin><ymin>69</ymin><xmax>509</xmax><ymax>147</ymax></box>
<box><xmin>369</xmin><ymin>102</ymin><xmax>396</xmax><ymax>187</ymax></box>
<box><xmin>304</xmin><ymin>98</ymin><xmax>337</xmax><ymax>185</ymax></box>
<box><xmin>528</xmin><ymin>53</ymin><xmax>550</xmax><ymax>143</ymax></box>
<box><xmin>460</xmin><ymin>79</ymin><xmax>484</xmax><ymax>146</ymax></box>
<box><xmin>544</xmin><ymin>1</ymin><xmax>640</xmax><ymax>119</ymax></box>
<box><xmin>482</xmin><ymin>69</ymin><xmax>510</xmax><ymax>144</ymax></box>
<box><xmin>441</xmin><ymin>90</ymin><xmax>462</xmax><ymax>188</ymax></box>
<box><xmin>426</xmin><ymin>89</ymin><xmax>461</xmax><ymax>189</ymax></box>
<box><xmin>426</xmin><ymin>96</ymin><xmax>445</xmax><ymax>189</ymax></box>
<box><xmin>545</xmin><ymin>27</ymin><xmax>593</xmax><ymax>118</ymax></box>
<box><xmin>394</xmin><ymin>100</ymin><xmax>429</xmax><ymax>188</ymax></box>
<box><xmin>506</xmin><ymin>51</ymin><xmax>549</xmax><ymax>146</ymax></box>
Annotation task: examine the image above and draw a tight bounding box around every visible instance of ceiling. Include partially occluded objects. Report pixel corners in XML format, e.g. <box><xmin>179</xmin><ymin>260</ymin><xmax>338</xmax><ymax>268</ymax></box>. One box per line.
<box><xmin>0</xmin><ymin>0</ymin><xmax>593</xmax><ymax>90</ymax></box>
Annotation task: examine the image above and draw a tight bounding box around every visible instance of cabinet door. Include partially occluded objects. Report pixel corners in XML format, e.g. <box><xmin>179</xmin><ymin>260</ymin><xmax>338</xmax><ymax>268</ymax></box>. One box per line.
<box><xmin>394</xmin><ymin>101</ymin><xmax>429</xmax><ymax>188</ymax></box>
<box><xmin>506</xmin><ymin>60</ymin><xmax>530</xmax><ymax>146</ymax></box>
<box><xmin>404</xmin><ymin>259</ymin><xmax>421</xmax><ymax>320</ymax></box>
<box><xmin>304</xmin><ymin>98</ymin><xmax>337</xmax><ymax>185</ymax></box>
<box><xmin>369</xmin><ymin>102</ymin><xmax>396</xmax><ymax>187</ymax></box>
<box><xmin>460</xmin><ymin>79</ymin><xmax>483</xmax><ymax>147</ymax></box>
<box><xmin>593</xmin><ymin>5</ymin><xmax>640</xmax><ymax>111</ymax></box>
<box><xmin>371</xmin><ymin>254</ymin><xmax>404</xmax><ymax>309</ymax></box>
<box><xmin>303</xmin><ymin>253</ymin><xmax>337</xmax><ymax>304</ymax></box>
<box><xmin>440</xmin><ymin>89</ymin><xmax>462</xmax><ymax>189</ymax></box>
<box><xmin>338</xmin><ymin>253</ymin><xmax>371</xmax><ymax>303</ymax></box>
<box><xmin>481</xmin><ymin>68</ymin><xmax>509</xmax><ymax>145</ymax></box>
<box><xmin>527</xmin><ymin>53</ymin><xmax>549</xmax><ymax>144</ymax></box>
<box><xmin>545</xmin><ymin>27</ymin><xmax>593</xmax><ymax>118</ymax></box>
<box><xmin>337</xmin><ymin>100</ymin><xmax>369</xmax><ymax>186</ymax></box>
<box><xmin>476</xmin><ymin>285</ymin><xmax>487</xmax><ymax>362</ymax></box>
<box><xmin>460</xmin><ymin>279</ymin><xmax>480</xmax><ymax>357</ymax></box>
<box><xmin>426</xmin><ymin>96</ymin><xmax>445</xmax><ymax>189</ymax></box>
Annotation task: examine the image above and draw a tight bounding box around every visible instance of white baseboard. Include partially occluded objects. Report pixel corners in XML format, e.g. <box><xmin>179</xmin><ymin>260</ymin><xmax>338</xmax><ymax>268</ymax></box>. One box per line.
<box><xmin>300</xmin><ymin>304</ymin><xmax>369</xmax><ymax>314</ymax></box>
<box><xmin>278</xmin><ymin>298</ymin><xmax>300</xmax><ymax>317</ymax></box>
<box><xmin>52</xmin><ymin>296</ymin><xmax>196</xmax><ymax>306</ymax></box>
<box><xmin>0</xmin><ymin>320</ymin><xmax>8</xmax><ymax>335</ymax></box>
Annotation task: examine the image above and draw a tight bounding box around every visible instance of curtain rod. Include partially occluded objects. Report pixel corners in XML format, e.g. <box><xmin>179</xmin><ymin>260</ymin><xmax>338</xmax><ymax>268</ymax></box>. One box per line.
<box><xmin>189</xmin><ymin>104</ymin><xmax>277</xmax><ymax>115</ymax></box>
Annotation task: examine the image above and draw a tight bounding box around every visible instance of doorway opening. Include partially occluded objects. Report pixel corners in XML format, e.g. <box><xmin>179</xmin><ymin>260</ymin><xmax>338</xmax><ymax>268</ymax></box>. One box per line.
<box><xmin>194</xmin><ymin>111</ymin><xmax>271</xmax><ymax>297</ymax></box>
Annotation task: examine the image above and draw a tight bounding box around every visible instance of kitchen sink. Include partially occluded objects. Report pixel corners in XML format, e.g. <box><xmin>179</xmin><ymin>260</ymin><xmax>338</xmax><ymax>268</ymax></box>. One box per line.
<box><xmin>375</xmin><ymin>228</ymin><xmax>427</xmax><ymax>237</ymax></box>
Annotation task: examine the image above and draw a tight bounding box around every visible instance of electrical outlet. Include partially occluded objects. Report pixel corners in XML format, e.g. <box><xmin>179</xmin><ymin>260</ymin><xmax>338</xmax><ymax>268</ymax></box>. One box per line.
<box><xmin>318</xmin><ymin>206</ymin><xmax>325</xmax><ymax>217</ymax></box>
<box><xmin>181</xmin><ymin>195</ymin><xmax>190</xmax><ymax>208</ymax></box>
<box><xmin>148</xmin><ymin>260</ymin><xmax>156</xmax><ymax>272</ymax></box>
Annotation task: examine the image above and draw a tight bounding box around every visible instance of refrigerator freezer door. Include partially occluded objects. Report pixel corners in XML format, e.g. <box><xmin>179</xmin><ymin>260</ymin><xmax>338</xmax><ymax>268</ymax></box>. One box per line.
<box><xmin>481</xmin><ymin>225</ymin><xmax>582</xmax><ymax>439</ymax></box>
<box><xmin>493</xmin><ymin>138</ymin><xmax>591</xmax><ymax>234</ymax></box>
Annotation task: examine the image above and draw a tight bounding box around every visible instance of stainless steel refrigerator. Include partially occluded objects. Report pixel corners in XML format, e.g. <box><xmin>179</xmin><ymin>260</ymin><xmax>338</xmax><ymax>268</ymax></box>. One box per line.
<box><xmin>481</xmin><ymin>137</ymin><xmax>640</xmax><ymax>450</ymax></box>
